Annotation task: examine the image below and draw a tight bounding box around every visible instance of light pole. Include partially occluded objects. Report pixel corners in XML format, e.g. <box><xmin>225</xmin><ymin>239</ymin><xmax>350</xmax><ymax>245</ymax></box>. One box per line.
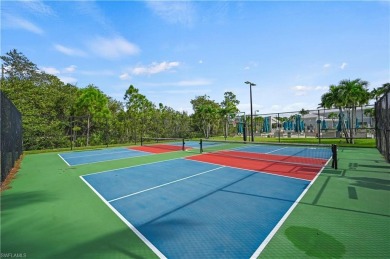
<box><xmin>245</xmin><ymin>81</ymin><xmax>256</xmax><ymax>142</ymax></box>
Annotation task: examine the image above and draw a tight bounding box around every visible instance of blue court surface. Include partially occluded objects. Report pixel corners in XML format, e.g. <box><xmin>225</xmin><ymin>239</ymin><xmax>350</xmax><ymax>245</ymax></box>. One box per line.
<box><xmin>81</xmin><ymin>158</ymin><xmax>311</xmax><ymax>258</ymax></box>
<box><xmin>58</xmin><ymin>147</ymin><xmax>149</xmax><ymax>166</ymax></box>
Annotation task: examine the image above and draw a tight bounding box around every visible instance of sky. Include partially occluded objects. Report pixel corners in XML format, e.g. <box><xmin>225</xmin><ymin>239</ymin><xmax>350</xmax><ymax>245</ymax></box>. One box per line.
<box><xmin>1</xmin><ymin>0</ymin><xmax>389</xmax><ymax>115</ymax></box>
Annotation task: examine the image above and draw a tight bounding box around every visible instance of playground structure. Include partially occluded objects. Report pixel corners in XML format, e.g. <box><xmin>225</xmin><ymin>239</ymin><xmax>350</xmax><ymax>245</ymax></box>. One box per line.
<box><xmin>230</xmin><ymin>105</ymin><xmax>376</xmax><ymax>140</ymax></box>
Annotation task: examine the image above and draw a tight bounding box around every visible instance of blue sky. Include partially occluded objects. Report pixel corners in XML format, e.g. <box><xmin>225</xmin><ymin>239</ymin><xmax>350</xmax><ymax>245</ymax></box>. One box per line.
<box><xmin>1</xmin><ymin>0</ymin><xmax>389</xmax><ymax>114</ymax></box>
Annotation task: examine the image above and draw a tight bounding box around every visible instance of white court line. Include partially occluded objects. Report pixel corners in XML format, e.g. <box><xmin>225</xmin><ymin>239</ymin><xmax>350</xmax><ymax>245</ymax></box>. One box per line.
<box><xmin>250</xmin><ymin>157</ymin><xmax>333</xmax><ymax>258</ymax></box>
<box><xmin>81</xmin><ymin>157</ymin><xmax>184</xmax><ymax>177</ymax></box>
<box><xmin>108</xmin><ymin>166</ymin><xmax>224</xmax><ymax>203</ymax></box>
<box><xmin>265</xmin><ymin>146</ymin><xmax>289</xmax><ymax>154</ymax></box>
<box><xmin>80</xmin><ymin>176</ymin><xmax>167</xmax><ymax>259</ymax></box>
<box><xmin>57</xmin><ymin>154</ymin><xmax>71</xmax><ymax>167</ymax></box>
<box><xmin>64</xmin><ymin>153</ymin><xmax>150</xmax><ymax>167</ymax></box>
<box><xmin>220</xmin><ymin>145</ymin><xmax>288</xmax><ymax>154</ymax></box>
<box><xmin>63</xmin><ymin>149</ymin><xmax>142</xmax><ymax>159</ymax></box>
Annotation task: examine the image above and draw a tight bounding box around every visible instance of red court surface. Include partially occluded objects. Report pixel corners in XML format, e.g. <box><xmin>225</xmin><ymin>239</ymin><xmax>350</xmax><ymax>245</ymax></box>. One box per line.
<box><xmin>187</xmin><ymin>152</ymin><xmax>326</xmax><ymax>181</ymax></box>
<box><xmin>130</xmin><ymin>145</ymin><xmax>184</xmax><ymax>154</ymax></box>
<box><xmin>215</xmin><ymin>150</ymin><xmax>327</xmax><ymax>166</ymax></box>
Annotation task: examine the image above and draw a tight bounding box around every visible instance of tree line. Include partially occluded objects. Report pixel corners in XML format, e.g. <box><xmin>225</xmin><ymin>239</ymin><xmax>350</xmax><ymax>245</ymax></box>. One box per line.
<box><xmin>0</xmin><ymin>49</ymin><xmax>240</xmax><ymax>150</ymax></box>
<box><xmin>1</xmin><ymin>50</ymin><xmax>388</xmax><ymax>150</ymax></box>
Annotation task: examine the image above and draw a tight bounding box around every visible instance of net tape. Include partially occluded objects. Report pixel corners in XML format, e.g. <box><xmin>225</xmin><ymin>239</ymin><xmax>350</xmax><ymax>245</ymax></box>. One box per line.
<box><xmin>141</xmin><ymin>137</ymin><xmax>186</xmax><ymax>151</ymax></box>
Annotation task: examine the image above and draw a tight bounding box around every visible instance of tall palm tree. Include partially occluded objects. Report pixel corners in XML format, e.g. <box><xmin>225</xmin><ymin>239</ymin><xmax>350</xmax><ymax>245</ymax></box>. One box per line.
<box><xmin>299</xmin><ymin>108</ymin><xmax>310</xmax><ymax>117</ymax></box>
<box><xmin>371</xmin><ymin>83</ymin><xmax>390</xmax><ymax>101</ymax></box>
<box><xmin>338</xmin><ymin>79</ymin><xmax>369</xmax><ymax>144</ymax></box>
<box><xmin>319</xmin><ymin>84</ymin><xmax>350</xmax><ymax>143</ymax></box>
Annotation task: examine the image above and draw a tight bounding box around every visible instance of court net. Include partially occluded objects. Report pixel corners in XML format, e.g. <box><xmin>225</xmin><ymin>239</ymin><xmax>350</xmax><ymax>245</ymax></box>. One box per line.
<box><xmin>141</xmin><ymin>137</ymin><xmax>186</xmax><ymax>151</ymax></box>
<box><xmin>199</xmin><ymin>139</ymin><xmax>337</xmax><ymax>169</ymax></box>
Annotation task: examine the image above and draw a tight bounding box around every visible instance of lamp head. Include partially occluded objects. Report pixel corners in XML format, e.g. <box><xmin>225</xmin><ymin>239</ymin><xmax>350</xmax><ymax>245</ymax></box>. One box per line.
<box><xmin>245</xmin><ymin>81</ymin><xmax>256</xmax><ymax>86</ymax></box>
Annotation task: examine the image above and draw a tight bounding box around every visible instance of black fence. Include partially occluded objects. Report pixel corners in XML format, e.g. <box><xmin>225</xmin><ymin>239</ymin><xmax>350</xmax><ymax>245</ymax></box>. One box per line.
<box><xmin>375</xmin><ymin>90</ymin><xmax>390</xmax><ymax>162</ymax></box>
<box><xmin>1</xmin><ymin>91</ymin><xmax>23</xmax><ymax>182</ymax></box>
<box><xmin>21</xmin><ymin>113</ymin><xmax>196</xmax><ymax>151</ymax></box>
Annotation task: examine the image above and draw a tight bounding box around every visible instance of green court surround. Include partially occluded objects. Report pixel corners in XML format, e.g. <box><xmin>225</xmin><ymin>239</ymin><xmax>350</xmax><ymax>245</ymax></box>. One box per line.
<box><xmin>1</xmin><ymin>147</ymin><xmax>389</xmax><ymax>258</ymax></box>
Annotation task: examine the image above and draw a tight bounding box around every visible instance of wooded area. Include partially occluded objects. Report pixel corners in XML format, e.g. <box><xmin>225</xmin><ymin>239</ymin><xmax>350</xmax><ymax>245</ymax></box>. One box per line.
<box><xmin>1</xmin><ymin>49</ymin><xmax>240</xmax><ymax>150</ymax></box>
<box><xmin>1</xmin><ymin>50</ymin><xmax>389</xmax><ymax>150</ymax></box>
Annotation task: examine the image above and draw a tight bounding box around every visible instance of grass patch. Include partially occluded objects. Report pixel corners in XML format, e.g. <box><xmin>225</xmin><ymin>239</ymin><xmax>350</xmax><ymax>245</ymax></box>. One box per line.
<box><xmin>209</xmin><ymin>136</ymin><xmax>376</xmax><ymax>148</ymax></box>
<box><xmin>24</xmin><ymin>142</ymin><xmax>139</xmax><ymax>155</ymax></box>
<box><xmin>22</xmin><ymin>136</ymin><xmax>375</xmax><ymax>155</ymax></box>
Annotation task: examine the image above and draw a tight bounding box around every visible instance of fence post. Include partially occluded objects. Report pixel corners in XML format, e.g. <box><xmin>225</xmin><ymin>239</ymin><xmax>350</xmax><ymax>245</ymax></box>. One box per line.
<box><xmin>318</xmin><ymin>109</ymin><xmax>321</xmax><ymax>144</ymax></box>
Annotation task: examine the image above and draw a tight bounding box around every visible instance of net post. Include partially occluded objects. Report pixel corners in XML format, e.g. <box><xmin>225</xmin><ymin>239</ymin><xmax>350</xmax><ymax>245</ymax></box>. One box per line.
<box><xmin>332</xmin><ymin>144</ymin><xmax>338</xmax><ymax>169</ymax></box>
<box><xmin>200</xmin><ymin>139</ymin><xmax>203</xmax><ymax>153</ymax></box>
<box><xmin>182</xmin><ymin>138</ymin><xmax>185</xmax><ymax>151</ymax></box>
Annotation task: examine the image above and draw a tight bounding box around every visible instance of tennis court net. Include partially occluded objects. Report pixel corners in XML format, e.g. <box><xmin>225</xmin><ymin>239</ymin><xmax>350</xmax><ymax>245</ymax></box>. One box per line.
<box><xmin>199</xmin><ymin>139</ymin><xmax>337</xmax><ymax>169</ymax></box>
<box><xmin>141</xmin><ymin>137</ymin><xmax>186</xmax><ymax>151</ymax></box>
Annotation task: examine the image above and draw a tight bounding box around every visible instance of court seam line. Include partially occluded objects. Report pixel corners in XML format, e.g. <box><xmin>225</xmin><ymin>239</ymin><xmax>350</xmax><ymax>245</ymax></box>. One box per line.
<box><xmin>265</xmin><ymin>147</ymin><xmax>288</xmax><ymax>154</ymax></box>
<box><xmin>57</xmin><ymin>154</ymin><xmax>70</xmax><ymax>167</ymax></box>
<box><xmin>108</xmin><ymin>166</ymin><xmax>225</xmax><ymax>203</ymax></box>
<box><xmin>184</xmin><ymin>158</ymin><xmax>311</xmax><ymax>182</ymax></box>
<box><xmin>251</xmin><ymin>157</ymin><xmax>332</xmax><ymax>258</ymax></box>
<box><xmin>81</xmin><ymin>157</ymin><xmax>187</xmax><ymax>177</ymax></box>
<box><xmin>79</xmin><ymin>176</ymin><xmax>167</xmax><ymax>259</ymax></box>
<box><xmin>61</xmin><ymin>153</ymin><xmax>151</xmax><ymax>167</ymax></box>
<box><xmin>232</xmin><ymin>146</ymin><xmax>329</xmax><ymax>161</ymax></box>
<box><xmin>73</xmin><ymin>147</ymin><xmax>191</xmax><ymax>166</ymax></box>
<box><xmin>62</xmin><ymin>149</ymin><xmax>146</xmax><ymax>159</ymax></box>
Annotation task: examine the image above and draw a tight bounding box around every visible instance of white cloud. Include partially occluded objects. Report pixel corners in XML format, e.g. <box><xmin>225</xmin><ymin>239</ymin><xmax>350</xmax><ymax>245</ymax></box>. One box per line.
<box><xmin>58</xmin><ymin>76</ymin><xmax>77</xmax><ymax>84</ymax></box>
<box><xmin>88</xmin><ymin>36</ymin><xmax>140</xmax><ymax>59</ymax></box>
<box><xmin>238</xmin><ymin>103</ymin><xmax>264</xmax><ymax>114</ymax></box>
<box><xmin>75</xmin><ymin>1</ymin><xmax>112</xmax><ymax>31</ymax></box>
<box><xmin>314</xmin><ymin>86</ymin><xmax>328</xmax><ymax>91</ymax></box>
<box><xmin>119</xmin><ymin>73</ymin><xmax>131</xmax><ymax>80</ymax></box>
<box><xmin>198</xmin><ymin>60</ymin><xmax>203</xmax><ymax>64</ymax></box>
<box><xmin>64</xmin><ymin>65</ymin><xmax>77</xmax><ymax>73</ymax></box>
<box><xmin>21</xmin><ymin>0</ymin><xmax>55</xmax><ymax>16</ymax></box>
<box><xmin>146</xmin><ymin>1</ymin><xmax>196</xmax><ymax>26</ymax></box>
<box><xmin>291</xmin><ymin>85</ymin><xmax>328</xmax><ymax>96</ymax></box>
<box><xmin>323</xmin><ymin>63</ymin><xmax>331</xmax><ymax>69</ymax></box>
<box><xmin>131</xmin><ymin>61</ymin><xmax>180</xmax><ymax>76</ymax></box>
<box><xmin>41</xmin><ymin>67</ymin><xmax>60</xmax><ymax>75</ymax></box>
<box><xmin>54</xmin><ymin>44</ymin><xmax>86</xmax><ymax>57</ymax></box>
<box><xmin>292</xmin><ymin>85</ymin><xmax>311</xmax><ymax>91</ymax></box>
<box><xmin>4</xmin><ymin>15</ymin><xmax>44</xmax><ymax>34</ymax></box>
<box><xmin>244</xmin><ymin>61</ymin><xmax>258</xmax><ymax>70</ymax></box>
<box><xmin>143</xmin><ymin>79</ymin><xmax>212</xmax><ymax>87</ymax></box>
<box><xmin>147</xmin><ymin>89</ymin><xmax>211</xmax><ymax>95</ymax></box>
<box><xmin>340</xmin><ymin>62</ymin><xmax>348</xmax><ymax>69</ymax></box>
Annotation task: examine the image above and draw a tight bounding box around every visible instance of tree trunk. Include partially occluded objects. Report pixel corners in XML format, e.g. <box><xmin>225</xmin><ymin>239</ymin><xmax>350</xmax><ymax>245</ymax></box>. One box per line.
<box><xmin>340</xmin><ymin>108</ymin><xmax>350</xmax><ymax>143</ymax></box>
<box><xmin>349</xmin><ymin>107</ymin><xmax>355</xmax><ymax>144</ymax></box>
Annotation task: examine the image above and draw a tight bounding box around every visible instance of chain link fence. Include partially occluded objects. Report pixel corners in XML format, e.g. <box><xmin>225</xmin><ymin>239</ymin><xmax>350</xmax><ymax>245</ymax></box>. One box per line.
<box><xmin>1</xmin><ymin>91</ymin><xmax>22</xmax><ymax>182</ymax></box>
<box><xmin>250</xmin><ymin>105</ymin><xmax>375</xmax><ymax>143</ymax></box>
<box><xmin>375</xmin><ymin>90</ymin><xmax>390</xmax><ymax>162</ymax></box>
